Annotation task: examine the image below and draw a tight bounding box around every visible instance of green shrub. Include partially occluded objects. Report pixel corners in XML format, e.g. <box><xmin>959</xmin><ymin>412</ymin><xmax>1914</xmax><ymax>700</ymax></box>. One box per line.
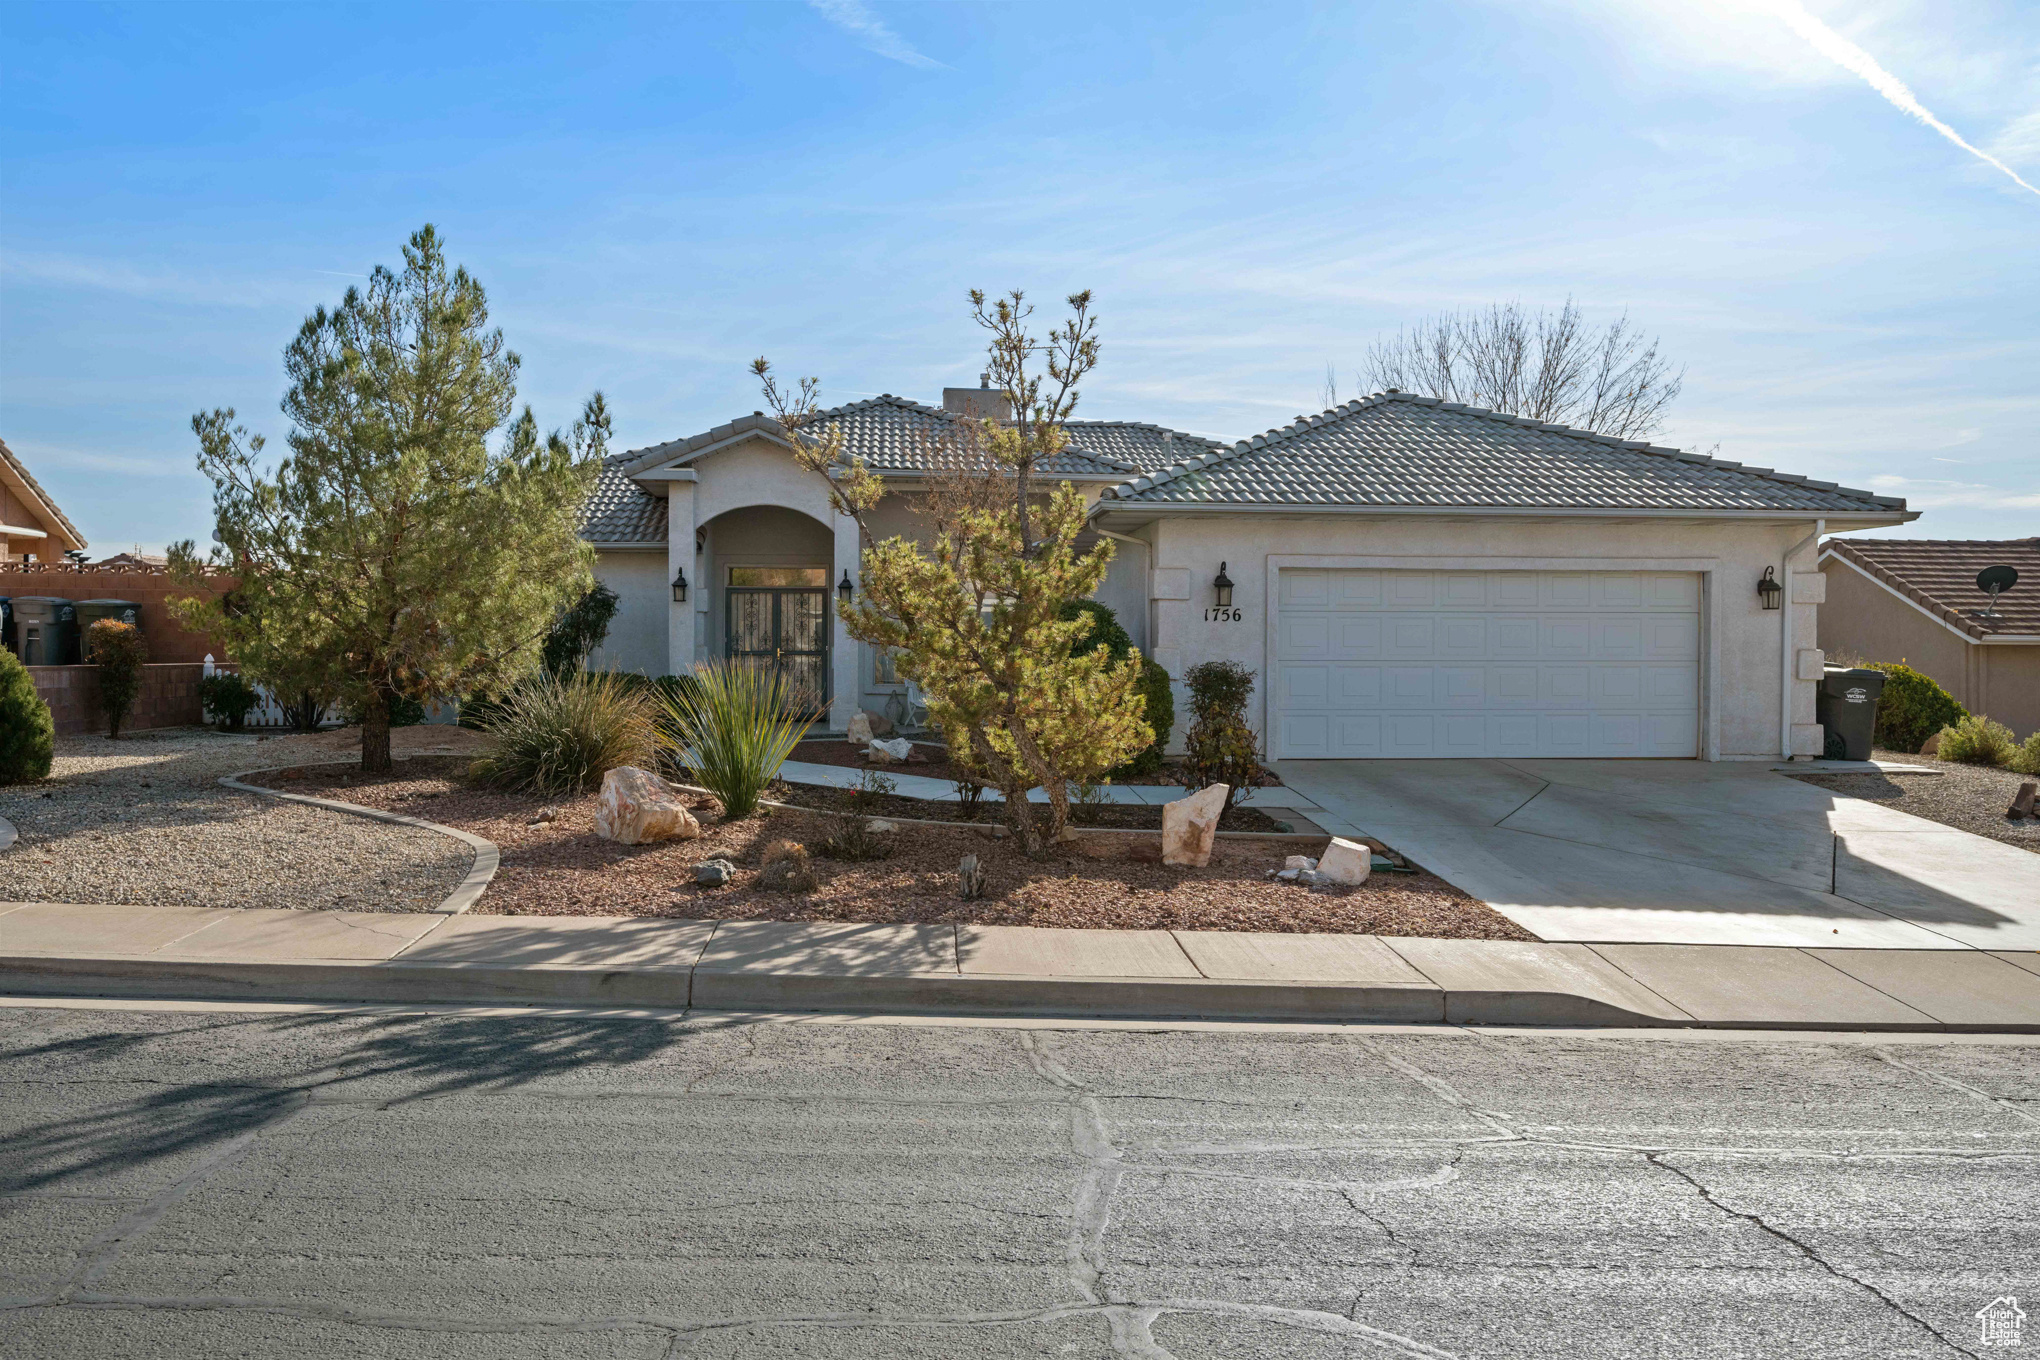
<box><xmin>663</xmin><ymin>661</ymin><xmax>817</xmax><ymax>819</ymax></box>
<box><xmin>1934</xmin><ymin>715</ymin><xmax>2018</xmax><ymax>768</ymax></box>
<box><xmin>2009</xmin><ymin>731</ymin><xmax>2040</xmax><ymax>777</ymax></box>
<box><xmin>198</xmin><ymin>671</ymin><xmax>260</xmax><ymax>731</ymax></box>
<box><xmin>85</xmin><ymin>619</ymin><xmax>149</xmax><ymax>738</ymax></box>
<box><xmin>1180</xmin><ymin>659</ymin><xmax>1261</xmax><ymax>810</ymax></box>
<box><xmin>1867</xmin><ymin>662</ymin><xmax>1966</xmax><ymax>753</ymax></box>
<box><xmin>0</xmin><ymin>649</ymin><xmax>54</xmax><ymax>783</ymax></box>
<box><xmin>1059</xmin><ymin>600</ymin><xmax>1172</xmax><ymax>776</ymax></box>
<box><xmin>541</xmin><ymin>582</ymin><xmax>620</xmax><ymax>676</ymax></box>
<box><xmin>468</xmin><ymin>670</ymin><xmax>664</xmax><ymax>795</ymax></box>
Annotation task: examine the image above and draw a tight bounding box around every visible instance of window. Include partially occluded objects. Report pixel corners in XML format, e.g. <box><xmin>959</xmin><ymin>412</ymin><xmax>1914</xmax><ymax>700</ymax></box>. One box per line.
<box><xmin>727</xmin><ymin>566</ymin><xmax>829</xmax><ymax>587</ymax></box>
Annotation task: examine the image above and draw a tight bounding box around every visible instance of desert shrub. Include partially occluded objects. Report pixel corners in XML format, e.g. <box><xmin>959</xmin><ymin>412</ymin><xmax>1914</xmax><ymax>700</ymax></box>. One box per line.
<box><xmin>1934</xmin><ymin>715</ymin><xmax>2018</xmax><ymax>768</ymax></box>
<box><xmin>2009</xmin><ymin>731</ymin><xmax>2040</xmax><ymax>777</ymax></box>
<box><xmin>0</xmin><ymin>649</ymin><xmax>54</xmax><ymax>783</ymax></box>
<box><xmin>198</xmin><ymin>671</ymin><xmax>259</xmax><ymax>731</ymax></box>
<box><xmin>663</xmin><ymin>661</ymin><xmax>816</xmax><ymax>819</ymax></box>
<box><xmin>1867</xmin><ymin>662</ymin><xmax>1966</xmax><ymax>753</ymax></box>
<box><xmin>1180</xmin><ymin>659</ymin><xmax>1261</xmax><ymax>810</ymax></box>
<box><xmin>85</xmin><ymin>619</ymin><xmax>149</xmax><ymax>738</ymax></box>
<box><xmin>1059</xmin><ymin>600</ymin><xmax>1172</xmax><ymax>776</ymax></box>
<box><xmin>819</xmin><ymin>771</ymin><xmax>898</xmax><ymax>861</ymax></box>
<box><xmin>469</xmin><ymin>670</ymin><xmax>663</xmax><ymax>795</ymax></box>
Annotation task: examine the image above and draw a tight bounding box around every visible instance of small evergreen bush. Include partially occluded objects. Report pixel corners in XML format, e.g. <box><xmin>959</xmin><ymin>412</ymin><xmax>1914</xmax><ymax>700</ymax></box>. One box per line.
<box><xmin>663</xmin><ymin>661</ymin><xmax>817</xmax><ymax>819</ymax></box>
<box><xmin>0</xmin><ymin>649</ymin><xmax>55</xmax><ymax>783</ymax></box>
<box><xmin>1059</xmin><ymin>600</ymin><xmax>1172</xmax><ymax>776</ymax></box>
<box><xmin>469</xmin><ymin>670</ymin><xmax>663</xmax><ymax>795</ymax></box>
<box><xmin>2009</xmin><ymin>731</ymin><xmax>2040</xmax><ymax>777</ymax></box>
<box><xmin>1934</xmin><ymin>714</ymin><xmax>2018</xmax><ymax>768</ymax></box>
<box><xmin>199</xmin><ymin>671</ymin><xmax>260</xmax><ymax>731</ymax></box>
<box><xmin>85</xmin><ymin>619</ymin><xmax>149</xmax><ymax>739</ymax></box>
<box><xmin>1867</xmin><ymin>662</ymin><xmax>1966</xmax><ymax>753</ymax></box>
<box><xmin>1180</xmin><ymin>659</ymin><xmax>1261</xmax><ymax>810</ymax></box>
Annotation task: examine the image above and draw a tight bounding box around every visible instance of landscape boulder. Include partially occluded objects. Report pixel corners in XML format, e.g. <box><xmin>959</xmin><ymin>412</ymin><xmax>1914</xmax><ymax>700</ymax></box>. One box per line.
<box><xmin>1920</xmin><ymin>732</ymin><xmax>1943</xmax><ymax>756</ymax></box>
<box><xmin>594</xmin><ymin>766</ymin><xmax>701</xmax><ymax>846</ymax></box>
<box><xmin>1283</xmin><ymin>854</ymin><xmax>1318</xmax><ymax>872</ymax></box>
<box><xmin>1315</xmin><ymin>837</ymin><xmax>1373</xmax><ymax>886</ymax></box>
<box><xmin>846</xmin><ymin>711</ymin><xmax>874</xmax><ymax>745</ymax></box>
<box><xmin>864</xmin><ymin>736</ymin><xmax>915</xmax><ymax>763</ymax></box>
<box><xmin>1161</xmin><ymin>783</ymin><xmax>1228</xmax><ymax>868</ymax></box>
<box><xmin>695</xmin><ymin>858</ymin><xmax>736</xmax><ymax>886</ymax></box>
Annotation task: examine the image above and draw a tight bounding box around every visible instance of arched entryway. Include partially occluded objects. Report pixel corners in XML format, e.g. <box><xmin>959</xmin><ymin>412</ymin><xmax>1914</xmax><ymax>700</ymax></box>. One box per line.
<box><xmin>700</xmin><ymin>504</ymin><xmax>835</xmax><ymax>711</ymax></box>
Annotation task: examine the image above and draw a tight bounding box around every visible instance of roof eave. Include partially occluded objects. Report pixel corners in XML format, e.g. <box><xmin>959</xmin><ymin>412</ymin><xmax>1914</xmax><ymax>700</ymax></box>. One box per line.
<box><xmin>1091</xmin><ymin>501</ymin><xmax>1916</xmax><ymax>527</ymax></box>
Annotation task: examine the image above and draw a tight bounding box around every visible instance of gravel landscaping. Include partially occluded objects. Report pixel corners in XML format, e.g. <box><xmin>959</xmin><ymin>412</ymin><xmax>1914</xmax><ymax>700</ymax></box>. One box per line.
<box><xmin>251</xmin><ymin>756</ymin><xmax>1532</xmax><ymax>938</ymax></box>
<box><xmin>0</xmin><ymin>727</ymin><xmax>480</xmax><ymax>912</ymax></box>
<box><xmin>786</xmin><ymin>738</ymin><xmax>1287</xmax><ymax>789</ymax></box>
<box><xmin>1781</xmin><ymin>747</ymin><xmax>2040</xmax><ymax>854</ymax></box>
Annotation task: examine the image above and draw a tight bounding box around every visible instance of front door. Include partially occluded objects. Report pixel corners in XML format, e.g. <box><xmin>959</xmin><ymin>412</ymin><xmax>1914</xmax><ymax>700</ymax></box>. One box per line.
<box><xmin>726</xmin><ymin>588</ymin><xmax>830</xmax><ymax>712</ymax></box>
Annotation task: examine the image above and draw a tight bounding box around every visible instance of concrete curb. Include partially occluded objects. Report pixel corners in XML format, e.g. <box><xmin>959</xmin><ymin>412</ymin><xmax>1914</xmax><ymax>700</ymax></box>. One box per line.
<box><xmin>220</xmin><ymin>768</ymin><xmax>498</xmax><ymax>915</ymax></box>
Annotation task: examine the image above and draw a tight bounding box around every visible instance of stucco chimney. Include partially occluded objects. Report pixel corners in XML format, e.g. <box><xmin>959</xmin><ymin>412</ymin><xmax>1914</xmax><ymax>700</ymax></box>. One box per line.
<box><xmin>941</xmin><ymin>379</ymin><xmax>1012</xmax><ymax>422</ymax></box>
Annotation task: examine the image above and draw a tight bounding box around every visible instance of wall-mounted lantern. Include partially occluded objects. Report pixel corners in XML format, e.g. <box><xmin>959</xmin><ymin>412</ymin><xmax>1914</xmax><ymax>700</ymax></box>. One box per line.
<box><xmin>838</xmin><ymin>570</ymin><xmax>855</xmax><ymax>606</ymax></box>
<box><xmin>1757</xmin><ymin>566</ymin><xmax>1781</xmax><ymax>611</ymax></box>
<box><xmin>671</xmin><ymin>568</ymin><xmax>689</xmax><ymax>603</ymax></box>
<box><xmin>1213</xmin><ymin>562</ymin><xmax>1235</xmax><ymax>609</ymax></box>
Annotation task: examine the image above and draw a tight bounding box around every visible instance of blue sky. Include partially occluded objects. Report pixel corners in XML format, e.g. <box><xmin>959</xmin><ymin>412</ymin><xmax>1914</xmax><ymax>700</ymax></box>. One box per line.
<box><xmin>3</xmin><ymin>0</ymin><xmax>2036</xmax><ymax>555</ymax></box>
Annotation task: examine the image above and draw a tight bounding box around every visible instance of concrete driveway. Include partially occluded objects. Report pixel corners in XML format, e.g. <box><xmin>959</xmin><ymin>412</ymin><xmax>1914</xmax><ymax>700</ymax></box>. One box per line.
<box><xmin>1272</xmin><ymin>759</ymin><xmax>2040</xmax><ymax>950</ymax></box>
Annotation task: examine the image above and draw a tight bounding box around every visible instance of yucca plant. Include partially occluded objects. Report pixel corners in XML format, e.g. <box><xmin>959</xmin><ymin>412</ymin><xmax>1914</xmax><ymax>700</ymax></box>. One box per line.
<box><xmin>663</xmin><ymin>661</ymin><xmax>817</xmax><ymax>819</ymax></box>
<box><xmin>469</xmin><ymin>669</ymin><xmax>664</xmax><ymax>795</ymax></box>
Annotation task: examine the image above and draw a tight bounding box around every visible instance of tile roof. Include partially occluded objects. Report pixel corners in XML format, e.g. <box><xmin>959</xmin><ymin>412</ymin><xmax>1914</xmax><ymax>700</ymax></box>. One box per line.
<box><xmin>0</xmin><ymin>436</ymin><xmax>87</xmax><ymax>551</ymax></box>
<box><xmin>1100</xmin><ymin>392</ymin><xmax>1910</xmax><ymax>517</ymax></box>
<box><xmin>616</xmin><ymin>395</ymin><xmax>1177</xmax><ymax>481</ymax></box>
<box><xmin>1823</xmin><ymin>536</ymin><xmax>2040</xmax><ymax>639</ymax></box>
<box><xmin>591</xmin><ymin>398</ymin><xmax>1225</xmax><ymax>547</ymax></box>
<box><xmin>581</xmin><ymin>454</ymin><xmax>668</xmax><ymax>545</ymax></box>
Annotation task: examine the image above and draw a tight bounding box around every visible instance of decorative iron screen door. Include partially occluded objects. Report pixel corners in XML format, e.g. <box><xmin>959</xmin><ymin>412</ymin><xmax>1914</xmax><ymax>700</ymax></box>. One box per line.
<box><xmin>726</xmin><ymin>588</ymin><xmax>830</xmax><ymax>713</ymax></box>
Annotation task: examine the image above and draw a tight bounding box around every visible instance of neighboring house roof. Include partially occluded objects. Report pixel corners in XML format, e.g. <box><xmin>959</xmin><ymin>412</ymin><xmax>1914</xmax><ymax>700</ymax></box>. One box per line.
<box><xmin>1097</xmin><ymin>392</ymin><xmax>1913</xmax><ymax>519</ymax></box>
<box><xmin>582</xmin><ymin>453</ymin><xmax>671</xmax><ymax>545</ymax></box>
<box><xmin>1821</xmin><ymin>536</ymin><xmax>2040</xmax><ymax>640</ymax></box>
<box><xmin>93</xmin><ymin>551</ymin><xmax>168</xmax><ymax>568</ymax></box>
<box><xmin>1060</xmin><ymin>420</ymin><xmax>1230</xmax><ymax>472</ymax></box>
<box><xmin>0</xmin><ymin>437</ymin><xmax>88</xmax><ymax>552</ymax></box>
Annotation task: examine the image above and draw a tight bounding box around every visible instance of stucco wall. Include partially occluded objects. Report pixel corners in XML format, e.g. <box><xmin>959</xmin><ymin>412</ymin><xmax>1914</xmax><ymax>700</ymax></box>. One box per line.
<box><xmin>1822</xmin><ymin>555</ymin><xmax>2040</xmax><ymax>738</ymax></box>
<box><xmin>1137</xmin><ymin>514</ymin><xmax>1824</xmax><ymax>759</ymax></box>
<box><xmin>588</xmin><ymin>549</ymin><xmax>670</xmax><ymax>677</ymax></box>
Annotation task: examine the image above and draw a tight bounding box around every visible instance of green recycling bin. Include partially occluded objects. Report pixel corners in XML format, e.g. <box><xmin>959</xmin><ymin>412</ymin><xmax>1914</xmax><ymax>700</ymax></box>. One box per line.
<box><xmin>10</xmin><ymin>597</ymin><xmax>81</xmax><ymax>666</ymax></box>
<box><xmin>1816</xmin><ymin>666</ymin><xmax>1886</xmax><ymax>761</ymax></box>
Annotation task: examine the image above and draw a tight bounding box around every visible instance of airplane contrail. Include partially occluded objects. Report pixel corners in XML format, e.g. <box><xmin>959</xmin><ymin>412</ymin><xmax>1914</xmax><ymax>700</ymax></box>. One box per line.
<box><xmin>1766</xmin><ymin>0</ymin><xmax>2039</xmax><ymax>199</ymax></box>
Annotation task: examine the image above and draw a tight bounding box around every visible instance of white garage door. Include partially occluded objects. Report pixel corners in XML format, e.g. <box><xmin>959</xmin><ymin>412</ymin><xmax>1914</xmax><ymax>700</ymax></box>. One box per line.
<box><xmin>1274</xmin><ymin>569</ymin><xmax>1700</xmax><ymax>759</ymax></box>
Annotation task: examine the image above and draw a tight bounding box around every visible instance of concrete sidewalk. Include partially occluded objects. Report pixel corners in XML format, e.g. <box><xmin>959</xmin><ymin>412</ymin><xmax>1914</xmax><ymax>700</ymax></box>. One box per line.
<box><xmin>4</xmin><ymin>900</ymin><xmax>2038</xmax><ymax>1031</ymax></box>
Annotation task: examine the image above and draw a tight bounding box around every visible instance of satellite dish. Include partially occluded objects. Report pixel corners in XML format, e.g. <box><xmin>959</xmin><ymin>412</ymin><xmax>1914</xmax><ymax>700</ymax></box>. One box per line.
<box><xmin>1976</xmin><ymin>564</ymin><xmax>2018</xmax><ymax>618</ymax></box>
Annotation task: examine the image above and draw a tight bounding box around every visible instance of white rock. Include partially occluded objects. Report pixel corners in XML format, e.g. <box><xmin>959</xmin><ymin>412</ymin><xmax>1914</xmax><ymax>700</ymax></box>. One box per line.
<box><xmin>594</xmin><ymin>766</ymin><xmax>701</xmax><ymax>846</ymax></box>
<box><xmin>866</xmin><ymin>818</ymin><xmax>898</xmax><ymax>834</ymax></box>
<box><xmin>1161</xmin><ymin>783</ymin><xmax>1228</xmax><ymax>868</ymax></box>
<box><xmin>1275</xmin><ymin>868</ymin><xmax>1300</xmax><ymax>881</ymax></box>
<box><xmin>1283</xmin><ymin>854</ymin><xmax>1318</xmax><ymax>872</ymax></box>
<box><xmin>1316</xmin><ymin>837</ymin><xmax>1372</xmax><ymax>886</ymax></box>
<box><xmin>868</xmin><ymin>737</ymin><xmax>914</xmax><ymax>763</ymax></box>
<box><xmin>846</xmin><ymin>711</ymin><xmax>874</xmax><ymax>745</ymax></box>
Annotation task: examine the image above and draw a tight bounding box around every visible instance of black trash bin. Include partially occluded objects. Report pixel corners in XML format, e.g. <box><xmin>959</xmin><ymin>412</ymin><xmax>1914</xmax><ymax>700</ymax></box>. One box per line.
<box><xmin>10</xmin><ymin>597</ymin><xmax>80</xmax><ymax>666</ymax></box>
<box><xmin>74</xmin><ymin>599</ymin><xmax>144</xmax><ymax>639</ymax></box>
<box><xmin>1816</xmin><ymin>666</ymin><xmax>1886</xmax><ymax>761</ymax></box>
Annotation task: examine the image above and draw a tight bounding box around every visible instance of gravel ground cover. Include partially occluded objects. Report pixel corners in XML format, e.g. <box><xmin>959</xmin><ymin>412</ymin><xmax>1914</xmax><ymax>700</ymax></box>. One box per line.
<box><xmin>254</xmin><ymin>756</ymin><xmax>1530</xmax><ymax>937</ymax></box>
<box><xmin>0</xmin><ymin>727</ymin><xmax>479</xmax><ymax>912</ymax></box>
<box><xmin>1782</xmin><ymin>747</ymin><xmax>2040</xmax><ymax>854</ymax></box>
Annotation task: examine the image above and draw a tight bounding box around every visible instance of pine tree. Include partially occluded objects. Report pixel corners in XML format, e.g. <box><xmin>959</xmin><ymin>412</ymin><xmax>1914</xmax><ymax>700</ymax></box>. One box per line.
<box><xmin>169</xmin><ymin>226</ymin><xmax>604</xmax><ymax>771</ymax></box>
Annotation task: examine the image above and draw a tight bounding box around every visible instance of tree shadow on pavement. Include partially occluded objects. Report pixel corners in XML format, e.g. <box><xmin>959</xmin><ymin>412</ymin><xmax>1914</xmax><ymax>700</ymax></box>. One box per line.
<box><xmin>0</xmin><ymin>1008</ymin><xmax>738</xmax><ymax>1195</ymax></box>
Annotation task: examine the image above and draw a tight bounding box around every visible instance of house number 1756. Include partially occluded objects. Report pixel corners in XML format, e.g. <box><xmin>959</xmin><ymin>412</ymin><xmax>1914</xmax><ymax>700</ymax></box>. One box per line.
<box><xmin>1204</xmin><ymin>607</ymin><xmax>1242</xmax><ymax>622</ymax></box>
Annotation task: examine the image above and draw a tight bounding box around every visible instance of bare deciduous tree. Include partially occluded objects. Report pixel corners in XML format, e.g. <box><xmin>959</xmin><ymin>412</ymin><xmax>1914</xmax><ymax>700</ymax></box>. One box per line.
<box><xmin>1359</xmin><ymin>299</ymin><xmax>1683</xmax><ymax>441</ymax></box>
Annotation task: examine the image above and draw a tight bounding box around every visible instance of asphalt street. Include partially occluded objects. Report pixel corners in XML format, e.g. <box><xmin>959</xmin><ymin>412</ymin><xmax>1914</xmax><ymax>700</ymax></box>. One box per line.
<box><xmin>0</xmin><ymin>1002</ymin><xmax>2034</xmax><ymax>1359</ymax></box>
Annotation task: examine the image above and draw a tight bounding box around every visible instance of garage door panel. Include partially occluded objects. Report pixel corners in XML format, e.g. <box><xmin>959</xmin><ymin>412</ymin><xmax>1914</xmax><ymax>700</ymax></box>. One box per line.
<box><xmin>1275</xmin><ymin>568</ymin><xmax>1701</xmax><ymax>759</ymax></box>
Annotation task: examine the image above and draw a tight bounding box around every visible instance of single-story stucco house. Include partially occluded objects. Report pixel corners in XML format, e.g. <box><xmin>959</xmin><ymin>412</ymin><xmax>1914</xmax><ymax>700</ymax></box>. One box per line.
<box><xmin>1818</xmin><ymin>535</ymin><xmax>2039</xmax><ymax>739</ymax></box>
<box><xmin>581</xmin><ymin>386</ymin><xmax>1918</xmax><ymax>761</ymax></box>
